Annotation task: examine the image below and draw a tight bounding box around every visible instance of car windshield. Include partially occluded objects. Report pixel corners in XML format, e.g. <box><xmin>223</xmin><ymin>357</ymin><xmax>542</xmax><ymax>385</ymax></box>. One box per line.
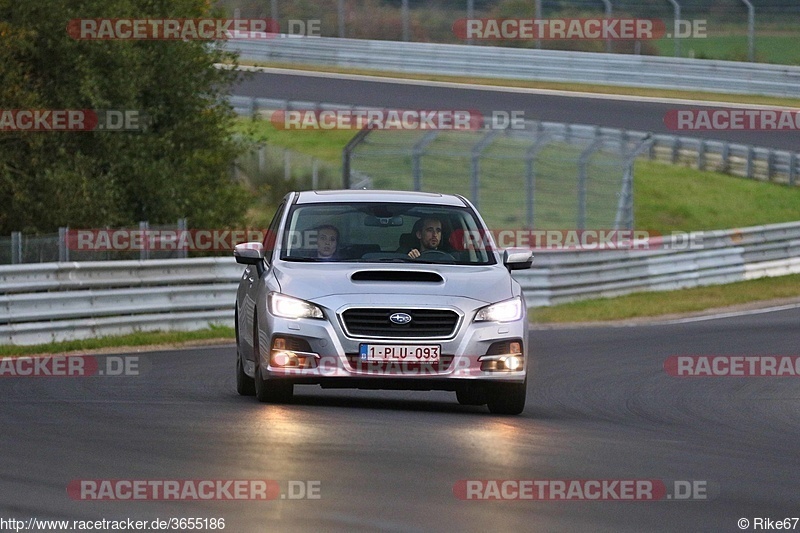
<box><xmin>279</xmin><ymin>202</ymin><xmax>496</xmax><ymax>265</ymax></box>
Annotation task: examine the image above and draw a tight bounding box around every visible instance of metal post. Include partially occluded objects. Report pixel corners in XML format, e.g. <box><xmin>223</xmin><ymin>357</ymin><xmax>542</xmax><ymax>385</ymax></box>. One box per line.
<box><xmin>524</xmin><ymin>133</ymin><xmax>552</xmax><ymax>229</ymax></box>
<box><xmin>671</xmin><ymin>135</ymin><xmax>680</xmax><ymax>164</ymax></box>
<box><xmin>578</xmin><ymin>138</ymin><xmax>604</xmax><ymax>230</ymax></box>
<box><xmin>402</xmin><ymin>0</ymin><xmax>410</xmax><ymax>42</ymax></box>
<box><xmin>312</xmin><ymin>159</ymin><xmax>319</xmax><ymax>189</ymax></box>
<box><xmin>411</xmin><ymin>131</ymin><xmax>439</xmax><ymax>191</ymax></box>
<box><xmin>767</xmin><ymin>149</ymin><xmax>774</xmax><ymax>181</ymax></box>
<box><xmin>615</xmin><ymin>134</ymin><xmax>652</xmax><ymax>230</ymax></box>
<box><xmin>466</xmin><ymin>0</ymin><xmax>474</xmax><ymax>45</ymax></box>
<box><xmin>790</xmin><ymin>153</ymin><xmax>797</xmax><ymax>187</ymax></box>
<box><xmin>470</xmin><ymin>130</ymin><xmax>500</xmax><ymax>209</ymax></box>
<box><xmin>740</xmin><ymin>0</ymin><xmax>755</xmax><ymax>62</ymax></box>
<box><xmin>139</xmin><ymin>221</ymin><xmax>149</xmax><ymax>261</ymax></box>
<box><xmin>338</xmin><ymin>0</ymin><xmax>345</xmax><ymax>38</ymax></box>
<box><xmin>535</xmin><ymin>0</ymin><xmax>542</xmax><ymax>49</ymax></box>
<box><xmin>58</xmin><ymin>227</ymin><xmax>69</xmax><ymax>262</ymax></box>
<box><xmin>178</xmin><ymin>218</ymin><xmax>188</xmax><ymax>259</ymax></box>
<box><xmin>745</xmin><ymin>146</ymin><xmax>754</xmax><ymax>179</ymax></box>
<box><xmin>271</xmin><ymin>0</ymin><xmax>278</xmax><ymax>24</ymax></box>
<box><xmin>600</xmin><ymin>0</ymin><xmax>612</xmax><ymax>53</ymax></box>
<box><xmin>697</xmin><ymin>139</ymin><xmax>706</xmax><ymax>170</ymax></box>
<box><xmin>666</xmin><ymin>0</ymin><xmax>681</xmax><ymax>57</ymax></box>
<box><xmin>342</xmin><ymin>125</ymin><xmax>374</xmax><ymax>188</ymax></box>
<box><xmin>721</xmin><ymin>141</ymin><xmax>730</xmax><ymax>173</ymax></box>
<box><xmin>11</xmin><ymin>231</ymin><xmax>21</xmax><ymax>264</ymax></box>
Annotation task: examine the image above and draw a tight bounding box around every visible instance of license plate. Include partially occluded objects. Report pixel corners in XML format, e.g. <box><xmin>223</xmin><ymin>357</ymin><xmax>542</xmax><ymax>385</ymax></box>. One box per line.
<box><xmin>359</xmin><ymin>344</ymin><xmax>441</xmax><ymax>362</ymax></box>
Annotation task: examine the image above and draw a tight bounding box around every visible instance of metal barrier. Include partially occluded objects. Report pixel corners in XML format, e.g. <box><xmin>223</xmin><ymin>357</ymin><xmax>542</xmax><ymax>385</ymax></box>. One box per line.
<box><xmin>2</xmin><ymin>222</ymin><xmax>799</xmax><ymax>345</ymax></box>
<box><xmin>225</xmin><ymin>37</ymin><xmax>800</xmax><ymax>98</ymax></box>
<box><xmin>0</xmin><ymin>258</ymin><xmax>241</xmax><ymax>346</ymax></box>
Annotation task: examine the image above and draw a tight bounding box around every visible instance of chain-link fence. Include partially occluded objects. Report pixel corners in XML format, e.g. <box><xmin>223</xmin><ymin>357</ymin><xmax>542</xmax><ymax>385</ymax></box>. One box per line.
<box><xmin>219</xmin><ymin>0</ymin><xmax>800</xmax><ymax>64</ymax></box>
<box><xmin>344</xmin><ymin>121</ymin><xmax>650</xmax><ymax>231</ymax></box>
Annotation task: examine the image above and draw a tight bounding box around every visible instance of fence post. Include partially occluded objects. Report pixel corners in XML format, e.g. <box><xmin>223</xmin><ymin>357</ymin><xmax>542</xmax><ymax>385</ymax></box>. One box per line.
<box><xmin>697</xmin><ymin>139</ymin><xmax>706</xmax><ymax>170</ymax></box>
<box><xmin>140</xmin><ymin>221</ymin><xmax>149</xmax><ymax>261</ymax></box>
<box><xmin>178</xmin><ymin>218</ymin><xmax>188</xmax><ymax>259</ymax></box>
<box><xmin>312</xmin><ymin>159</ymin><xmax>319</xmax><ymax>189</ymax></box>
<box><xmin>412</xmin><ymin>130</ymin><xmax>439</xmax><ymax>192</ymax></box>
<box><xmin>11</xmin><ymin>232</ymin><xmax>21</xmax><ymax>264</ymax></box>
<box><xmin>470</xmin><ymin>130</ymin><xmax>499</xmax><ymax>210</ymax></box>
<box><xmin>338</xmin><ymin>0</ymin><xmax>345</xmax><ymax>38</ymax></box>
<box><xmin>666</xmin><ymin>0</ymin><xmax>681</xmax><ymax>57</ymax></box>
<box><xmin>790</xmin><ymin>153</ymin><xmax>797</xmax><ymax>186</ymax></box>
<box><xmin>466</xmin><ymin>0</ymin><xmax>474</xmax><ymax>45</ymax></box>
<box><xmin>745</xmin><ymin>146</ymin><xmax>754</xmax><ymax>179</ymax></box>
<box><xmin>402</xmin><ymin>0</ymin><xmax>410</xmax><ymax>41</ymax></box>
<box><xmin>577</xmin><ymin>138</ymin><xmax>604</xmax><ymax>230</ymax></box>
<box><xmin>601</xmin><ymin>0</ymin><xmax>612</xmax><ymax>53</ymax></box>
<box><xmin>740</xmin><ymin>0</ymin><xmax>755</xmax><ymax>62</ymax></box>
<box><xmin>58</xmin><ymin>227</ymin><xmax>69</xmax><ymax>262</ymax></box>
<box><xmin>524</xmin><ymin>133</ymin><xmax>552</xmax><ymax>229</ymax></box>
<box><xmin>721</xmin><ymin>141</ymin><xmax>730</xmax><ymax>173</ymax></box>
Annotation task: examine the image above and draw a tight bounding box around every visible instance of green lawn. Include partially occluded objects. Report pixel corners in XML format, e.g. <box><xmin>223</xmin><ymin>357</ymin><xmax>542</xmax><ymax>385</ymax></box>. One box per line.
<box><xmin>239</xmin><ymin>117</ymin><xmax>800</xmax><ymax>232</ymax></box>
<box><xmin>530</xmin><ymin>274</ymin><xmax>800</xmax><ymax>323</ymax></box>
<box><xmin>652</xmin><ymin>35</ymin><xmax>800</xmax><ymax>65</ymax></box>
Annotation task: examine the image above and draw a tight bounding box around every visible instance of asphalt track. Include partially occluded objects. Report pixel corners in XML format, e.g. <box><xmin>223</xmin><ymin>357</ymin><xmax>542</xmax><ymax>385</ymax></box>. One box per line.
<box><xmin>232</xmin><ymin>69</ymin><xmax>800</xmax><ymax>151</ymax></box>
<box><xmin>2</xmin><ymin>307</ymin><xmax>798</xmax><ymax>532</ymax></box>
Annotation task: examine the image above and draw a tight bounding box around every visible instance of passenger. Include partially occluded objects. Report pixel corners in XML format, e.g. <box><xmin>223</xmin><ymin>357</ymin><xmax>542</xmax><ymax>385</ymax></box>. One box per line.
<box><xmin>314</xmin><ymin>224</ymin><xmax>339</xmax><ymax>260</ymax></box>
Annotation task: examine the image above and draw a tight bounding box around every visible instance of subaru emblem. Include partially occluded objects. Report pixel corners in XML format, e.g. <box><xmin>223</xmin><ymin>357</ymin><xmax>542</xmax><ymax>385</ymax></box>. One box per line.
<box><xmin>389</xmin><ymin>312</ymin><xmax>412</xmax><ymax>325</ymax></box>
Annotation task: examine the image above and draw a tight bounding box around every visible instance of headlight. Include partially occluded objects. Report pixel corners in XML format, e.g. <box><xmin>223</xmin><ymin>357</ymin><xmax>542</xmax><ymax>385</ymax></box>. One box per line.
<box><xmin>269</xmin><ymin>293</ymin><xmax>324</xmax><ymax>319</ymax></box>
<box><xmin>474</xmin><ymin>297</ymin><xmax>523</xmax><ymax>323</ymax></box>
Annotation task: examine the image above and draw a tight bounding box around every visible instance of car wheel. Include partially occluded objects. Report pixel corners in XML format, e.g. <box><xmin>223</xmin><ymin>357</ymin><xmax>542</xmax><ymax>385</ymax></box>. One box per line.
<box><xmin>254</xmin><ymin>360</ymin><xmax>293</xmax><ymax>403</ymax></box>
<box><xmin>456</xmin><ymin>384</ymin><xmax>487</xmax><ymax>406</ymax></box>
<box><xmin>486</xmin><ymin>381</ymin><xmax>526</xmax><ymax>415</ymax></box>
<box><xmin>236</xmin><ymin>351</ymin><xmax>256</xmax><ymax>396</ymax></box>
<box><xmin>253</xmin><ymin>317</ymin><xmax>293</xmax><ymax>403</ymax></box>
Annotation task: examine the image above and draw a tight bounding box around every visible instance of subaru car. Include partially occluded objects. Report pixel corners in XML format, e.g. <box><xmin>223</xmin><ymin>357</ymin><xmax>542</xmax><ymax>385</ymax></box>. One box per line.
<box><xmin>233</xmin><ymin>190</ymin><xmax>533</xmax><ymax>414</ymax></box>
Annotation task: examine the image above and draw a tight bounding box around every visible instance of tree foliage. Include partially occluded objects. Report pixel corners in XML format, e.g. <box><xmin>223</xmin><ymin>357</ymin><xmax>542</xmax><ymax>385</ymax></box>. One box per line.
<box><xmin>0</xmin><ymin>0</ymin><xmax>249</xmax><ymax>233</ymax></box>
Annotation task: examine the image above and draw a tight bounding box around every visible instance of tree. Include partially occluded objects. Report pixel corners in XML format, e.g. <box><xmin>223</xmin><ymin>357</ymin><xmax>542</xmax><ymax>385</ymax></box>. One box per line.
<box><xmin>0</xmin><ymin>0</ymin><xmax>249</xmax><ymax>234</ymax></box>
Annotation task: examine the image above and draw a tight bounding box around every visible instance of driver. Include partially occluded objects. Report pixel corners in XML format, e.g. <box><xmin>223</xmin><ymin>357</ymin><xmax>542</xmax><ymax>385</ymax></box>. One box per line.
<box><xmin>407</xmin><ymin>217</ymin><xmax>442</xmax><ymax>259</ymax></box>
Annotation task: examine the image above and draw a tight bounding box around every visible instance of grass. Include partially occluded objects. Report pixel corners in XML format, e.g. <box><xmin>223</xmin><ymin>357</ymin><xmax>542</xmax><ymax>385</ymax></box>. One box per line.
<box><xmin>0</xmin><ymin>325</ymin><xmax>235</xmax><ymax>357</ymax></box>
<box><xmin>530</xmin><ymin>274</ymin><xmax>800</xmax><ymax>324</ymax></box>
<box><xmin>652</xmin><ymin>35</ymin><xmax>800</xmax><ymax>66</ymax></box>
<box><xmin>233</xmin><ymin>61</ymin><xmax>800</xmax><ymax>109</ymax></box>
<box><xmin>238</xmin><ymin>117</ymin><xmax>800</xmax><ymax>232</ymax></box>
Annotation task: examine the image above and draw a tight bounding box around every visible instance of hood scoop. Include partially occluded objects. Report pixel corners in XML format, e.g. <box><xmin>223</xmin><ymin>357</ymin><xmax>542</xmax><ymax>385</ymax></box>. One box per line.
<box><xmin>350</xmin><ymin>270</ymin><xmax>444</xmax><ymax>283</ymax></box>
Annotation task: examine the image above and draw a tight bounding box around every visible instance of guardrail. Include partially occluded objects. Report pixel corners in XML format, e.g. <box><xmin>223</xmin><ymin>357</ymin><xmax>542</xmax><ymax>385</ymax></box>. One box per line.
<box><xmin>231</xmin><ymin>95</ymin><xmax>799</xmax><ymax>186</ymax></box>
<box><xmin>0</xmin><ymin>258</ymin><xmax>241</xmax><ymax>346</ymax></box>
<box><xmin>2</xmin><ymin>222</ymin><xmax>799</xmax><ymax>345</ymax></box>
<box><xmin>225</xmin><ymin>36</ymin><xmax>800</xmax><ymax>98</ymax></box>
<box><xmin>518</xmin><ymin>221</ymin><xmax>800</xmax><ymax>306</ymax></box>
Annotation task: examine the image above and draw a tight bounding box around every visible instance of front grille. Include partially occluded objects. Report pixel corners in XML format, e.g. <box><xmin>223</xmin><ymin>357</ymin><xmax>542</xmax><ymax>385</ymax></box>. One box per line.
<box><xmin>341</xmin><ymin>308</ymin><xmax>459</xmax><ymax>338</ymax></box>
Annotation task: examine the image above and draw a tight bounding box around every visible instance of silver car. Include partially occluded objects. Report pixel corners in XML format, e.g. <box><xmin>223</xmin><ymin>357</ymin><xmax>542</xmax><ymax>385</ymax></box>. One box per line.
<box><xmin>233</xmin><ymin>190</ymin><xmax>532</xmax><ymax>414</ymax></box>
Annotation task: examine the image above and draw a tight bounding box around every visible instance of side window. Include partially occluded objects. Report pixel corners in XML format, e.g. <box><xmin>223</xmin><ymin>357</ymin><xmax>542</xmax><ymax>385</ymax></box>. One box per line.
<box><xmin>262</xmin><ymin>202</ymin><xmax>285</xmax><ymax>263</ymax></box>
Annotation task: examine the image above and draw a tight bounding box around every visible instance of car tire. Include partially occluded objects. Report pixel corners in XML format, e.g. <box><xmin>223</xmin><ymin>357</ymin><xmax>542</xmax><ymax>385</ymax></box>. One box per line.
<box><xmin>236</xmin><ymin>352</ymin><xmax>256</xmax><ymax>396</ymax></box>
<box><xmin>253</xmin><ymin>315</ymin><xmax>293</xmax><ymax>403</ymax></box>
<box><xmin>254</xmin><ymin>361</ymin><xmax>293</xmax><ymax>403</ymax></box>
<box><xmin>486</xmin><ymin>380</ymin><xmax>527</xmax><ymax>415</ymax></box>
<box><xmin>456</xmin><ymin>384</ymin><xmax>487</xmax><ymax>406</ymax></box>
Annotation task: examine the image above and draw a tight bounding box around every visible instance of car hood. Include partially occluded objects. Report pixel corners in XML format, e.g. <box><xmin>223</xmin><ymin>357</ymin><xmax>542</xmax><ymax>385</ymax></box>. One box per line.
<box><xmin>272</xmin><ymin>261</ymin><xmax>514</xmax><ymax>306</ymax></box>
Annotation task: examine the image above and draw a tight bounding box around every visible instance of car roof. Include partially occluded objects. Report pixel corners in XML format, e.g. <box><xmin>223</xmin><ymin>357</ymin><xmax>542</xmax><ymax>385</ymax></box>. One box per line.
<box><xmin>294</xmin><ymin>190</ymin><xmax>468</xmax><ymax>207</ymax></box>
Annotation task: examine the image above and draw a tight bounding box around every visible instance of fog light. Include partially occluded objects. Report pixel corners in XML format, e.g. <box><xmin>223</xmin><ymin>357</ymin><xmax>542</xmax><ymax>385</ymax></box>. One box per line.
<box><xmin>504</xmin><ymin>356</ymin><xmax>522</xmax><ymax>371</ymax></box>
<box><xmin>270</xmin><ymin>351</ymin><xmax>298</xmax><ymax>367</ymax></box>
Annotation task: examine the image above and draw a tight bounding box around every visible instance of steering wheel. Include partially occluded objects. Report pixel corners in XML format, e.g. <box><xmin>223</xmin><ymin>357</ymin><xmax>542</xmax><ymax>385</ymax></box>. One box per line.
<box><xmin>417</xmin><ymin>249</ymin><xmax>455</xmax><ymax>261</ymax></box>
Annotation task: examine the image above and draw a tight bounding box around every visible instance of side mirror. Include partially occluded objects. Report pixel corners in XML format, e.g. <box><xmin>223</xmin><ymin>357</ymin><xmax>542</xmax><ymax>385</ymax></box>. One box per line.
<box><xmin>234</xmin><ymin>242</ymin><xmax>265</xmax><ymax>265</ymax></box>
<box><xmin>503</xmin><ymin>248</ymin><xmax>533</xmax><ymax>271</ymax></box>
